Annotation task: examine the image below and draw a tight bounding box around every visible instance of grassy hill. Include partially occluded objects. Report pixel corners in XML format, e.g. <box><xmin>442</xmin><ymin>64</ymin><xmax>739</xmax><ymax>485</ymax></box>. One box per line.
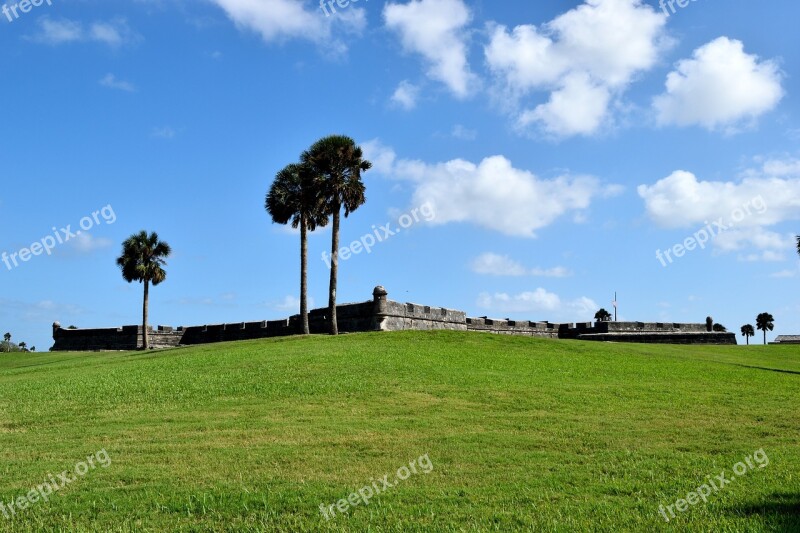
<box><xmin>0</xmin><ymin>332</ymin><xmax>797</xmax><ymax>532</ymax></box>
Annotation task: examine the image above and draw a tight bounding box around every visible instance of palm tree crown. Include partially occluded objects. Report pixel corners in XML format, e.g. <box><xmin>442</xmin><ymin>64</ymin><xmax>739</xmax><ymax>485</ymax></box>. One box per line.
<box><xmin>267</xmin><ymin>163</ymin><xmax>328</xmax><ymax>231</ymax></box>
<box><xmin>755</xmin><ymin>313</ymin><xmax>775</xmax><ymax>345</ymax></box>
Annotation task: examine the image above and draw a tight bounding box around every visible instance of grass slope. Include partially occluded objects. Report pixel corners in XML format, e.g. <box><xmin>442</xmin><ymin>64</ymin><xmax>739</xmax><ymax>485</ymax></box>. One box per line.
<box><xmin>0</xmin><ymin>332</ymin><xmax>797</xmax><ymax>532</ymax></box>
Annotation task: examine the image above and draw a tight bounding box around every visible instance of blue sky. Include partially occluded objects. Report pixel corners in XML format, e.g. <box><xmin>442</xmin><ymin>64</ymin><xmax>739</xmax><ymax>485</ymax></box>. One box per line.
<box><xmin>1</xmin><ymin>0</ymin><xmax>798</xmax><ymax>350</ymax></box>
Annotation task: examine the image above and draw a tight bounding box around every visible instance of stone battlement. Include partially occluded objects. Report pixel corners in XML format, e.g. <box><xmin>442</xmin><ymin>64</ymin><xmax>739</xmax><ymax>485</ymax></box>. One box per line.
<box><xmin>50</xmin><ymin>286</ymin><xmax>736</xmax><ymax>351</ymax></box>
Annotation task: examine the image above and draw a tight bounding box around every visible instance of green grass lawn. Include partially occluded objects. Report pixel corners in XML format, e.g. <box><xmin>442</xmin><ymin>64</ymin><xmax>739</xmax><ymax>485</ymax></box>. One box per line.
<box><xmin>0</xmin><ymin>331</ymin><xmax>797</xmax><ymax>532</ymax></box>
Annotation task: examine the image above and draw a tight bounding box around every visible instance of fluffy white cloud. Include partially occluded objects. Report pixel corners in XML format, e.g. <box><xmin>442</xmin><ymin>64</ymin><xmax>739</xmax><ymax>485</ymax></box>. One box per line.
<box><xmin>384</xmin><ymin>0</ymin><xmax>477</xmax><ymax>98</ymax></box>
<box><xmin>653</xmin><ymin>37</ymin><xmax>784</xmax><ymax>131</ymax></box>
<box><xmin>638</xmin><ymin>158</ymin><xmax>800</xmax><ymax>260</ymax></box>
<box><xmin>477</xmin><ymin>289</ymin><xmax>597</xmax><ymax>319</ymax></box>
<box><xmin>517</xmin><ymin>72</ymin><xmax>611</xmax><ymax>137</ymax></box>
<box><xmin>471</xmin><ymin>253</ymin><xmax>571</xmax><ymax>277</ymax></box>
<box><xmin>485</xmin><ymin>0</ymin><xmax>667</xmax><ymax>137</ymax></box>
<box><xmin>363</xmin><ymin>140</ymin><xmax>618</xmax><ymax>237</ymax></box>
<box><xmin>390</xmin><ymin>81</ymin><xmax>420</xmax><ymax>110</ymax></box>
<box><xmin>210</xmin><ymin>0</ymin><xmax>365</xmax><ymax>52</ymax></box>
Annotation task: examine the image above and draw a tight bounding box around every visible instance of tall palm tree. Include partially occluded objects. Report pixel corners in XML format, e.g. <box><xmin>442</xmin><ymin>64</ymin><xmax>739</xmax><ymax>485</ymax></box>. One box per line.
<box><xmin>116</xmin><ymin>231</ymin><xmax>172</xmax><ymax>350</ymax></box>
<box><xmin>740</xmin><ymin>324</ymin><xmax>755</xmax><ymax>345</ymax></box>
<box><xmin>266</xmin><ymin>163</ymin><xmax>328</xmax><ymax>335</ymax></box>
<box><xmin>303</xmin><ymin>135</ymin><xmax>371</xmax><ymax>335</ymax></box>
<box><xmin>755</xmin><ymin>312</ymin><xmax>775</xmax><ymax>345</ymax></box>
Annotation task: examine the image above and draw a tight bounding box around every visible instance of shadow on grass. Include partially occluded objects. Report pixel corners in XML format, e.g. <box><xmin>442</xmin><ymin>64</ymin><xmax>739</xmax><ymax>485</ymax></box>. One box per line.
<box><xmin>729</xmin><ymin>493</ymin><xmax>800</xmax><ymax>532</ymax></box>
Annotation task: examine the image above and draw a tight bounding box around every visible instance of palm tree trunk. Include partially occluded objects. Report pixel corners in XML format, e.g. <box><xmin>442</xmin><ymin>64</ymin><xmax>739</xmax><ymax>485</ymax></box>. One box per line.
<box><xmin>300</xmin><ymin>217</ymin><xmax>310</xmax><ymax>335</ymax></box>
<box><xmin>142</xmin><ymin>279</ymin><xmax>150</xmax><ymax>350</ymax></box>
<box><xmin>763</xmin><ymin>331</ymin><xmax>766</xmax><ymax>345</ymax></box>
<box><xmin>329</xmin><ymin>207</ymin><xmax>340</xmax><ymax>335</ymax></box>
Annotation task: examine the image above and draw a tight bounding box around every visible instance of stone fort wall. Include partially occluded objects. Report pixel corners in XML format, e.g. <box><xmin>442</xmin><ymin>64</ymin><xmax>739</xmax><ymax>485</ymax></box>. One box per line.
<box><xmin>50</xmin><ymin>286</ymin><xmax>736</xmax><ymax>351</ymax></box>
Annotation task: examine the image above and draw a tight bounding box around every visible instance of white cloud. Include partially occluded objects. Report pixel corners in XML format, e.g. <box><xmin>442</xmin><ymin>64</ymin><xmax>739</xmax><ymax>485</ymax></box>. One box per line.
<box><xmin>638</xmin><ymin>163</ymin><xmax>800</xmax><ymax>229</ymax></box>
<box><xmin>653</xmin><ymin>37</ymin><xmax>784</xmax><ymax>131</ymax></box>
<box><xmin>639</xmin><ymin>158</ymin><xmax>800</xmax><ymax>260</ymax></box>
<box><xmin>66</xmin><ymin>233</ymin><xmax>113</xmax><ymax>253</ymax></box>
<box><xmin>31</xmin><ymin>18</ymin><xmax>82</xmax><ymax>44</ymax></box>
<box><xmin>485</xmin><ymin>0</ymin><xmax>667</xmax><ymax>137</ymax></box>
<box><xmin>451</xmin><ymin>124</ymin><xmax>477</xmax><ymax>140</ymax></box>
<box><xmin>517</xmin><ymin>72</ymin><xmax>611</xmax><ymax>137</ymax></box>
<box><xmin>100</xmin><ymin>74</ymin><xmax>136</xmax><ymax>92</ymax></box>
<box><xmin>209</xmin><ymin>0</ymin><xmax>365</xmax><ymax>53</ymax></box>
<box><xmin>390</xmin><ymin>81</ymin><xmax>420</xmax><ymax>110</ymax></box>
<box><xmin>384</xmin><ymin>0</ymin><xmax>477</xmax><ymax>98</ymax></box>
<box><xmin>152</xmin><ymin>126</ymin><xmax>176</xmax><ymax>139</ymax></box>
<box><xmin>471</xmin><ymin>253</ymin><xmax>571</xmax><ymax>277</ymax></box>
<box><xmin>29</xmin><ymin>17</ymin><xmax>139</xmax><ymax>47</ymax></box>
<box><xmin>471</xmin><ymin>253</ymin><xmax>526</xmax><ymax>276</ymax></box>
<box><xmin>477</xmin><ymin>289</ymin><xmax>597</xmax><ymax>319</ymax></box>
<box><xmin>274</xmin><ymin>295</ymin><xmax>315</xmax><ymax>312</ymax></box>
<box><xmin>530</xmin><ymin>266</ymin><xmax>572</xmax><ymax>278</ymax></box>
<box><xmin>363</xmin><ymin>139</ymin><xmax>618</xmax><ymax>237</ymax></box>
<box><xmin>89</xmin><ymin>22</ymin><xmax>128</xmax><ymax>47</ymax></box>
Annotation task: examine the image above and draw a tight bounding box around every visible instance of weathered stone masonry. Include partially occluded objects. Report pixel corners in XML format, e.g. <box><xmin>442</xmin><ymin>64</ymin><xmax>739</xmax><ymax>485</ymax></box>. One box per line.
<box><xmin>51</xmin><ymin>286</ymin><xmax>736</xmax><ymax>350</ymax></box>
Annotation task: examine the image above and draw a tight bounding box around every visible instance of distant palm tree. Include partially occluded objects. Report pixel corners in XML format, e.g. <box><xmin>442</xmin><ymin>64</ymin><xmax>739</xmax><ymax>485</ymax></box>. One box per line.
<box><xmin>740</xmin><ymin>324</ymin><xmax>755</xmax><ymax>345</ymax></box>
<box><xmin>594</xmin><ymin>308</ymin><xmax>612</xmax><ymax>322</ymax></box>
<box><xmin>712</xmin><ymin>323</ymin><xmax>727</xmax><ymax>332</ymax></box>
<box><xmin>18</xmin><ymin>342</ymin><xmax>26</xmax><ymax>351</ymax></box>
<box><xmin>755</xmin><ymin>312</ymin><xmax>775</xmax><ymax>345</ymax></box>
<box><xmin>267</xmin><ymin>163</ymin><xmax>328</xmax><ymax>334</ymax></box>
<box><xmin>30</xmin><ymin>346</ymin><xmax>36</xmax><ymax>353</ymax></box>
<box><xmin>3</xmin><ymin>333</ymin><xmax>10</xmax><ymax>343</ymax></box>
<box><xmin>303</xmin><ymin>135</ymin><xmax>371</xmax><ymax>335</ymax></box>
<box><xmin>116</xmin><ymin>231</ymin><xmax>172</xmax><ymax>350</ymax></box>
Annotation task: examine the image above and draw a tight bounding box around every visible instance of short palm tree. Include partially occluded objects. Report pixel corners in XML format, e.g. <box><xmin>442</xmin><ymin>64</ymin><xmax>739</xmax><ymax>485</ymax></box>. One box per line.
<box><xmin>266</xmin><ymin>163</ymin><xmax>328</xmax><ymax>335</ymax></box>
<box><xmin>116</xmin><ymin>231</ymin><xmax>171</xmax><ymax>350</ymax></box>
<box><xmin>740</xmin><ymin>324</ymin><xmax>755</xmax><ymax>345</ymax></box>
<box><xmin>594</xmin><ymin>308</ymin><xmax>612</xmax><ymax>322</ymax></box>
<box><xmin>3</xmin><ymin>333</ymin><xmax>9</xmax><ymax>343</ymax></box>
<box><xmin>755</xmin><ymin>312</ymin><xmax>775</xmax><ymax>345</ymax></box>
<box><xmin>303</xmin><ymin>135</ymin><xmax>371</xmax><ymax>335</ymax></box>
<box><xmin>18</xmin><ymin>342</ymin><xmax>26</xmax><ymax>351</ymax></box>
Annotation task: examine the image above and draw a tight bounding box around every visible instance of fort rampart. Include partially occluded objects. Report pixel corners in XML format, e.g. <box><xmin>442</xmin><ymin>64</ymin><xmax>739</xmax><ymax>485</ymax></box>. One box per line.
<box><xmin>50</xmin><ymin>286</ymin><xmax>736</xmax><ymax>350</ymax></box>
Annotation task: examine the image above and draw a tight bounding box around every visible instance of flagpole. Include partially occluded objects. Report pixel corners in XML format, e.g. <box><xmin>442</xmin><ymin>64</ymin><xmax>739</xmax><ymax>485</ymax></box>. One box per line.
<box><xmin>614</xmin><ymin>292</ymin><xmax>617</xmax><ymax>322</ymax></box>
